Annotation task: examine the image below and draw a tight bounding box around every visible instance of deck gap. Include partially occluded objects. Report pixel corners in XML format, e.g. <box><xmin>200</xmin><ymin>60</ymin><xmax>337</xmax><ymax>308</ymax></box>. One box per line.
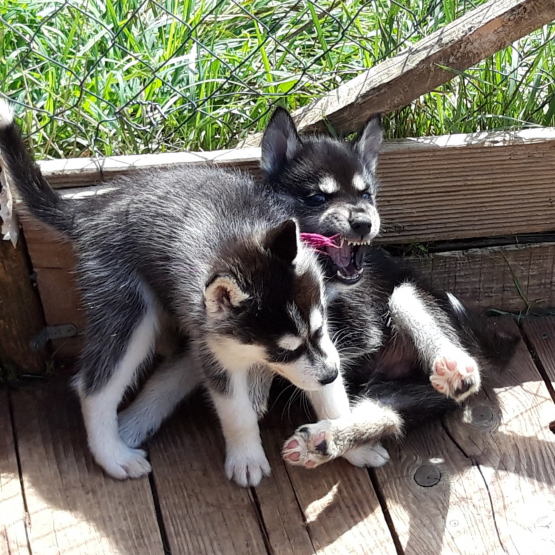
<box><xmin>248</xmin><ymin>487</ymin><xmax>274</xmax><ymax>555</ymax></box>
<box><xmin>440</xmin><ymin>420</ymin><xmax>472</xmax><ymax>460</ymax></box>
<box><xmin>367</xmin><ymin>468</ymin><xmax>405</xmax><ymax>555</ymax></box>
<box><xmin>518</xmin><ymin>321</ymin><xmax>555</xmax><ymax>404</ymax></box>
<box><xmin>282</xmin><ymin>463</ymin><xmax>318</xmax><ymax>553</ymax></box>
<box><xmin>7</xmin><ymin>387</ymin><xmax>34</xmax><ymax>555</ymax></box>
<box><xmin>147</xmin><ymin>459</ymin><xmax>173</xmax><ymax>555</ymax></box>
<box><xmin>474</xmin><ymin>464</ymin><xmax>509</xmax><ymax>554</ymax></box>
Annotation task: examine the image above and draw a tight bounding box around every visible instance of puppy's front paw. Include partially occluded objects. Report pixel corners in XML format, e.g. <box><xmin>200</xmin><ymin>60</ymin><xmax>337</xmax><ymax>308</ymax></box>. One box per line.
<box><xmin>282</xmin><ymin>421</ymin><xmax>335</xmax><ymax>469</ymax></box>
<box><xmin>94</xmin><ymin>442</ymin><xmax>152</xmax><ymax>480</ymax></box>
<box><xmin>431</xmin><ymin>349</ymin><xmax>480</xmax><ymax>402</ymax></box>
<box><xmin>342</xmin><ymin>443</ymin><xmax>390</xmax><ymax>468</ymax></box>
<box><xmin>225</xmin><ymin>444</ymin><xmax>271</xmax><ymax>487</ymax></box>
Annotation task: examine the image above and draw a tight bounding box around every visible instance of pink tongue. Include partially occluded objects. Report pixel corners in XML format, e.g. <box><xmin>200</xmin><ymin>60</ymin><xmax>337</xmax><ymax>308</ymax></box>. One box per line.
<box><xmin>328</xmin><ymin>243</ymin><xmax>351</xmax><ymax>268</ymax></box>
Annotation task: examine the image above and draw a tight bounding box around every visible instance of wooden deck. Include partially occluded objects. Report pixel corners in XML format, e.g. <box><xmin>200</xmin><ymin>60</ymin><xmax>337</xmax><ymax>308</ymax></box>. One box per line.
<box><xmin>2</xmin><ymin>316</ymin><xmax>555</xmax><ymax>555</ymax></box>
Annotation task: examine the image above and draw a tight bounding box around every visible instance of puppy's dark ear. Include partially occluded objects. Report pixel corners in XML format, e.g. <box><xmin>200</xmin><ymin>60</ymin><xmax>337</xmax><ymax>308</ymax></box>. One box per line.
<box><xmin>204</xmin><ymin>275</ymin><xmax>249</xmax><ymax>318</ymax></box>
<box><xmin>353</xmin><ymin>115</ymin><xmax>383</xmax><ymax>176</ymax></box>
<box><xmin>261</xmin><ymin>108</ymin><xmax>302</xmax><ymax>178</ymax></box>
<box><xmin>263</xmin><ymin>219</ymin><xmax>298</xmax><ymax>264</ymax></box>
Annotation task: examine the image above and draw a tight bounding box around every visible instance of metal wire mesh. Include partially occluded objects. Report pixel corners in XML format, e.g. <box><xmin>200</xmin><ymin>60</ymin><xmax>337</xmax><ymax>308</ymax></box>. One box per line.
<box><xmin>1</xmin><ymin>0</ymin><xmax>554</xmax><ymax>158</ymax></box>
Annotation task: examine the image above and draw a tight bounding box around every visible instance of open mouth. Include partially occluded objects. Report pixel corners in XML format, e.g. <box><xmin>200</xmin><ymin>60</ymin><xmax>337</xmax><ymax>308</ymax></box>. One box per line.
<box><xmin>325</xmin><ymin>239</ymin><xmax>368</xmax><ymax>284</ymax></box>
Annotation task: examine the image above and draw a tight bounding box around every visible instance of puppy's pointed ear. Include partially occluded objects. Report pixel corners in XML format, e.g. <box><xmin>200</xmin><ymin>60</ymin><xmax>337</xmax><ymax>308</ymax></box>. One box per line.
<box><xmin>205</xmin><ymin>275</ymin><xmax>249</xmax><ymax>318</ymax></box>
<box><xmin>264</xmin><ymin>219</ymin><xmax>298</xmax><ymax>264</ymax></box>
<box><xmin>261</xmin><ymin>108</ymin><xmax>302</xmax><ymax>177</ymax></box>
<box><xmin>353</xmin><ymin>115</ymin><xmax>383</xmax><ymax>175</ymax></box>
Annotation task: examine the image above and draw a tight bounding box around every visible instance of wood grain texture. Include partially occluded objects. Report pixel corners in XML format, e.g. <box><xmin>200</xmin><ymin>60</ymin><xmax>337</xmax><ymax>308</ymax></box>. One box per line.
<box><xmin>242</xmin><ymin>0</ymin><xmax>555</xmax><ymax>140</ymax></box>
<box><xmin>0</xmin><ymin>237</ymin><xmax>46</xmax><ymax>374</ymax></box>
<box><xmin>409</xmin><ymin>242</ymin><xmax>555</xmax><ymax>311</ymax></box>
<box><xmin>521</xmin><ymin>316</ymin><xmax>555</xmax><ymax>386</ymax></box>
<box><xmin>373</xmin><ymin>422</ymin><xmax>506</xmax><ymax>555</ymax></box>
<box><xmin>443</xmin><ymin>318</ymin><xmax>555</xmax><ymax>554</ymax></box>
<box><xmin>256</xmin><ymin>425</ymin><xmax>316</xmax><ymax>555</ymax></box>
<box><xmin>264</xmin><ymin>413</ymin><xmax>398</xmax><ymax>555</ymax></box>
<box><xmin>11</xmin><ymin>380</ymin><xmax>165</xmax><ymax>555</ymax></box>
<box><xmin>0</xmin><ymin>389</ymin><xmax>31</xmax><ymax>555</ymax></box>
<box><xmin>148</xmin><ymin>397</ymin><xmax>270</xmax><ymax>555</ymax></box>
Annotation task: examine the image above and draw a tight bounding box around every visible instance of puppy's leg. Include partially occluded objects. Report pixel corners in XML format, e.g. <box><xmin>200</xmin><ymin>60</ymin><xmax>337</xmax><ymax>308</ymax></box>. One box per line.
<box><xmin>75</xmin><ymin>284</ymin><xmax>158</xmax><ymax>480</ymax></box>
<box><xmin>283</xmin><ymin>397</ymin><xmax>402</xmax><ymax>469</ymax></box>
<box><xmin>389</xmin><ymin>282</ymin><xmax>480</xmax><ymax>402</ymax></box>
<box><xmin>119</xmin><ymin>351</ymin><xmax>202</xmax><ymax>448</ymax></box>
<box><xmin>305</xmin><ymin>373</ymin><xmax>391</xmax><ymax>467</ymax></box>
<box><xmin>207</xmin><ymin>370</ymin><xmax>270</xmax><ymax>488</ymax></box>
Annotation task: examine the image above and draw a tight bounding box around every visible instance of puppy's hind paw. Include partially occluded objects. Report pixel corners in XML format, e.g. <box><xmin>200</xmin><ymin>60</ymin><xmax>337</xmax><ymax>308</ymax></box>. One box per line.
<box><xmin>431</xmin><ymin>350</ymin><xmax>481</xmax><ymax>402</ymax></box>
<box><xmin>94</xmin><ymin>443</ymin><xmax>152</xmax><ymax>480</ymax></box>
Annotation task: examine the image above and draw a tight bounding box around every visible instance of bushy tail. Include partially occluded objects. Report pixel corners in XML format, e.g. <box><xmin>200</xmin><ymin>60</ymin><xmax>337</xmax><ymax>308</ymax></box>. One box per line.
<box><xmin>446</xmin><ymin>292</ymin><xmax>520</xmax><ymax>374</ymax></box>
<box><xmin>0</xmin><ymin>100</ymin><xmax>74</xmax><ymax>235</ymax></box>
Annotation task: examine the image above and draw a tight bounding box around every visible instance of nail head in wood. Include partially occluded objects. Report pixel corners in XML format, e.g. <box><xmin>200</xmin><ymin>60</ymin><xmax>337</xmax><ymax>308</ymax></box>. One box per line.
<box><xmin>471</xmin><ymin>405</ymin><xmax>495</xmax><ymax>426</ymax></box>
<box><xmin>414</xmin><ymin>464</ymin><xmax>441</xmax><ymax>487</ymax></box>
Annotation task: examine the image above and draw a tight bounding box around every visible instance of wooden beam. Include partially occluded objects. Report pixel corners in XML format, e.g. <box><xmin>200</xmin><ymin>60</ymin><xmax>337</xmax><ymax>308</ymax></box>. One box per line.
<box><xmin>21</xmin><ymin>129</ymin><xmax>555</xmax><ymax>246</ymax></box>
<box><xmin>240</xmin><ymin>0</ymin><xmax>555</xmax><ymax>143</ymax></box>
<box><xmin>0</xmin><ymin>236</ymin><xmax>47</xmax><ymax>374</ymax></box>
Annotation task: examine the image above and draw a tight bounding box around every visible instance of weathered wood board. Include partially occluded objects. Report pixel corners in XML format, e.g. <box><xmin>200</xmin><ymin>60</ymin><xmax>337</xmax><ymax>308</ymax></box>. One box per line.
<box><xmin>444</xmin><ymin>318</ymin><xmax>555</xmax><ymax>554</ymax></box>
<box><xmin>0</xmin><ymin>389</ymin><xmax>31</xmax><ymax>555</ymax></box>
<box><xmin>148</xmin><ymin>398</ymin><xmax>270</xmax><ymax>555</ymax></box>
<box><xmin>10</xmin><ymin>381</ymin><xmax>165</xmax><ymax>555</ymax></box>
<box><xmin>521</xmin><ymin>315</ymin><xmax>555</xmax><ymax>389</ymax></box>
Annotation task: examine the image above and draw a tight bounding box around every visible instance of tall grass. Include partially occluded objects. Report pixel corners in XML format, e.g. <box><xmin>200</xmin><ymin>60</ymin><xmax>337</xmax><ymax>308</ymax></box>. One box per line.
<box><xmin>1</xmin><ymin>0</ymin><xmax>554</xmax><ymax>158</ymax></box>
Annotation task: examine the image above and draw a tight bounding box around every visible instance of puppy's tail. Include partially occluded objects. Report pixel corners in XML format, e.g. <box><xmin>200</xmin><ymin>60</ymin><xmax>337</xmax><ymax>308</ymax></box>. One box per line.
<box><xmin>0</xmin><ymin>100</ymin><xmax>75</xmax><ymax>236</ymax></box>
<box><xmin>445</xmin><ymin>292</ymin><xmax>520</xmax><ymax>374</ymax></box>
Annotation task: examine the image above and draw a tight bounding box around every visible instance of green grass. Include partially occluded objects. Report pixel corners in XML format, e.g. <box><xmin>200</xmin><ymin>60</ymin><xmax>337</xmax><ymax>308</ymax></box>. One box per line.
<box><xmin>1</xmin><ymin>0</ymin><xmax>554</xmax><ymax>158</ymax></box>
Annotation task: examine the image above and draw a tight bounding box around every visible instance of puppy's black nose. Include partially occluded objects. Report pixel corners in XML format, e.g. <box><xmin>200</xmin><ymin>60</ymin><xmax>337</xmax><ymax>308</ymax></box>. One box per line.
<box><xmin>319</xmin><ymin>370</ymin><xmax>338</xmax><ymax>385</ymax></box>
<box><xmin>350</xmin><ymin>218</ymin><xmax>372</xmax><ymax>237</ymax></box>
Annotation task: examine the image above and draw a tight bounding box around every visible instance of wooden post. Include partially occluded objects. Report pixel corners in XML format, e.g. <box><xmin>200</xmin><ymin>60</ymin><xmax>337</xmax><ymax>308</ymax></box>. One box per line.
<box><xmin>0</xmin><ymin>235</ymin><xmax>47</xmax><ymax>375</ymax></box>
<box><xmin>241</xmin><ymin>0</ymin><xmax>555</xmax><ymax>144</ymax></box>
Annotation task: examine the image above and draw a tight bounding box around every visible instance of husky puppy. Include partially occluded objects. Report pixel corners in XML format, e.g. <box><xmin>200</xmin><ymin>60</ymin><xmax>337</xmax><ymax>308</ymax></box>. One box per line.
<box><xmin>259</xmin><ymin>108</ymin><xmax>519</xmax><ymax>468</ymax></box>
<box><xmin>111</xmin><ymin>108</ymin><xmax>517</xmax><ymax>471</ymax></box>
<box><xmin>0</xmin><ymin>100</ymin><xmax>356</xmax><ymax>487</ymax></box>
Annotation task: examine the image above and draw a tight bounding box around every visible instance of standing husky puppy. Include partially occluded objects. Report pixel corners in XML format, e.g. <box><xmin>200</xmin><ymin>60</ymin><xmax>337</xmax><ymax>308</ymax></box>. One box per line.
<box><xmin>259</xmin><ymin>108</ymin><xmax>518</xmax><ymax>468</ymax></box>
<box><xmin>0</xmin><ymin>100</ymin><xmax>353</xmax><ymax>486</ymax></box>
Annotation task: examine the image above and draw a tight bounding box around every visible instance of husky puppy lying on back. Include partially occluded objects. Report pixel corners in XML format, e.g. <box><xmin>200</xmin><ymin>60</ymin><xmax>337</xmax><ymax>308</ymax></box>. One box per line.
<box><xmin>259</xmin><ymin>108</ymin><xmax>519</xmax><ymax>468</ymax></box>
<box><xmin>0</xmin><ymin>100</ymin><xmax>356</xmax><ymax>487</ymax></box>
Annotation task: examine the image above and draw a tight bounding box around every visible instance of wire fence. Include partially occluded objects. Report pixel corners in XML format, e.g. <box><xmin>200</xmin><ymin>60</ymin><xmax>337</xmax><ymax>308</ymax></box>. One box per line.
<box><xmin>1</xmin><ymin>0</ymin><xmax>554</xmax><ymax>159</ymax></box>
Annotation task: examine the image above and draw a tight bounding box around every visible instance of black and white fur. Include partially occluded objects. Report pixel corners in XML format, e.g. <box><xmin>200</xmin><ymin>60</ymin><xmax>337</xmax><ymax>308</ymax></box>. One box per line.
<box><xmin>259</xmin><ymin>108</ymin><xmax>519</xmax><ymax>468</ymax></box>
<box><xmin>0</xmin><ymin>100</ymin><xmax>356</xmax><ymax>486</ymax></box>
<box><xmin>99</xmin><ymin>107</ymin><xmax>517</xmax><ymax>472</ymax></box>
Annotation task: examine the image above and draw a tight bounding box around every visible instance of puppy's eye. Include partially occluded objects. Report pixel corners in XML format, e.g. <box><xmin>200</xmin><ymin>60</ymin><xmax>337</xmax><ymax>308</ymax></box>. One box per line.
<box><xmin>361</xmin><ymin>192</ymin><xmax>372</xmax><ymax>200</ymax></box>
<box><xmin>306</xmin><ymin>193</ymin><xmax>328</xmax><ymax>206</ymax></box>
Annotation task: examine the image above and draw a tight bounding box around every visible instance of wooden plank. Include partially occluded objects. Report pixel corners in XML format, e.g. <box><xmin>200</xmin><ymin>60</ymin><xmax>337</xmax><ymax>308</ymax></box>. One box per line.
<box><xmin>11</xmin><ymin>380</ymin><xmax>165</xmax><ymax>555</ymax></box>
<box><xmin>262</xmin><ymin>409</ymin><xmax>398</xmax><ymax>555</ymax></box>
<box><xmin>373</xmin><ymin>422</ymin><xmax>506</xmax><ymax>555</ymax></box>
<box><xmin>409</xmin><ymin>242</ymin><xmax>555</xmax><ymax>312</ymax></box>
<box><xmin>443</xmin><ymin>318</ymin><xmax>555</xmax><ymax>554</ymax></box>
<box><xmin>242</xmin><ymin>0</ymin><xmax>555</xmax><ymax>140</ymax></box>
<box><xmin>148</xmin><ymin>396</ymin><xmax>270</xmax><ymax>555</ymax></box>
<box><xmin>18</xmin><ymin>130</ymin><xmax>555</xmax><ymax>248</ymax></box>
<box><xmin>257</xmin><ymin>425</ymin><xmax>316</xmax><ymax>555</ymax></box>
<box><xmin>0</xmin><ymin>389</ymin><xmax>30</xmax><ymax>555</ymax></box>
<box><xmin>0</xmin><ymin>237</ymin><xmax>46</xmax><ymax>374</ymax></box>
<box><xmin>520</xmin><ymin>315</ymin><xmax>555</xmax><ymax>387</ymax></box>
